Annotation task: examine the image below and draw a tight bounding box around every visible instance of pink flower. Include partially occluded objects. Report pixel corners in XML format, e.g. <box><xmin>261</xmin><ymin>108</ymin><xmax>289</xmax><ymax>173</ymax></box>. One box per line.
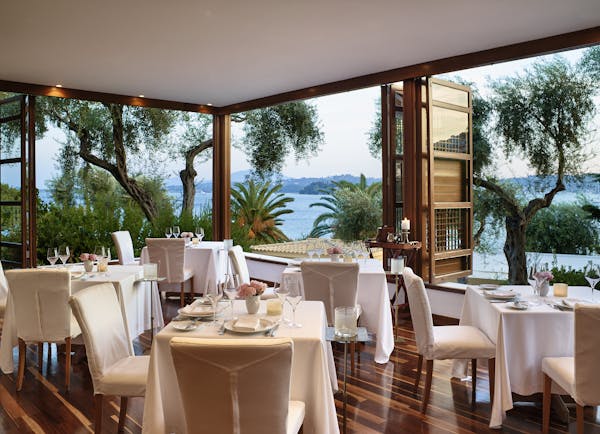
<box><xmin>327</xmin><ymin>246</ymin><xmax>342</xmax><ymax>255</ymax></box>
<box><xmin>79</xmin><ymin>253</ymin><xmax>98</xmax><ymax>262</ymax></box>
<box><xmin>534</xmin><ymin>271</ymin><xmax>554</xmax><ymax>281</ymax></box>
<box><xmin>238</xmin><ymin>280</ymin><xmax>268</xmax><ymax>297</ymax></box>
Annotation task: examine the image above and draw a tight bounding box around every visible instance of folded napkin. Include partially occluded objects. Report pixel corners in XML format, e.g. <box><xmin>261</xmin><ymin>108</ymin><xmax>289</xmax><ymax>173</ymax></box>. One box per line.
<box><xmin>233</xmin><ymin>317</ymin><xmax>260</xmax><ymax>332</ymax></box>
<box><xmin>563</xmin><ymin>298</ymin><xmax>587</xmax><ymax>309</ymax></box>
<box><xmin>181</xmin><ymin>299</ymin><xmax>212</xmax><ymax>315</ymax></box>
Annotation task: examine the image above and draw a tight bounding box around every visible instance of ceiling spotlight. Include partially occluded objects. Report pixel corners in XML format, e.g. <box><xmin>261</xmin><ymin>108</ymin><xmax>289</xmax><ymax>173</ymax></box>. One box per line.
<box><xmin>139</xmin><ymin>94</ymin><xmax>145</xmax><ymax>98</ymax></box>
<box><xmin>55</xmin><ymin>84</ymin><xmax>63</xmax><ymax>88</ymax></box>
<box><xmin>207</xmin><ymin>103</ymin><xmax>213</xmax><ymax>106</ymax></box>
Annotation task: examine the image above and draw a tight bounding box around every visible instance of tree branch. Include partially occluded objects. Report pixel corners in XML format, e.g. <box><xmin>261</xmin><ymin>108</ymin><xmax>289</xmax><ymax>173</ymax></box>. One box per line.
<box><xmin>473</xmin><ymin>176</ymin><xmax>522</xmax><ymax>216</ymax></box>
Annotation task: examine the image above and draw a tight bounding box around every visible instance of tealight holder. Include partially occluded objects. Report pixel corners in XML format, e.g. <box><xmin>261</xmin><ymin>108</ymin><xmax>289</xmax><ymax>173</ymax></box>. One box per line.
<box><xmin>401</xmin><ymin>229</ymin><xmax>410</xmax><ymax>243</ymax></box>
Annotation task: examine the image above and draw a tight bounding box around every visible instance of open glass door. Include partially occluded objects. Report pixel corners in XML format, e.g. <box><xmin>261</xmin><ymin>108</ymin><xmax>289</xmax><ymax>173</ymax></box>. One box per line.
<box><xmin>0</xmin><ymin>94</ymin><xmax>36</xmax><ymax>268</ymax></box>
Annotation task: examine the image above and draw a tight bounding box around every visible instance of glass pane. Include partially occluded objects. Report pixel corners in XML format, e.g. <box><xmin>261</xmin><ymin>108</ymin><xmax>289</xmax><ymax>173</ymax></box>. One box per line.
<box><xmin>0</xmin><ymin>248</ymin><xmax>21</xmax><ymax>268</ymax></box>
<box><xmin>432</xmin><ymin>83</ymin><xmax>468</xmax><ymax>107</ymax></box>
<box><xmin>1</xmin><ymin>205</ymin><xmax>22</xmax><ymax>242</ymax></box>
<box><xmin>395</xmin><ymin>206</ymin><xmax>404</xmax><ymax>233</ymax></box>
<box><xmin>0</xmin><ymin>163</ymin><xmax>21</xmax><ymax>199</ymax></box>
<box><xmin>434</xmin><ymin>208</ymin><xmax>468</xmax><ymax>252</ymax></box>
<box><xmin>432</xmin><ymin>107</ymin><xmax>468</xmax><ymax>153</ymax></box>
<box><xmin>394</xmin><ymin>91</ymin><xmax>403</xmax><ymax>108</ymax></box>
<box><xmin>395</xmin><ymin>160</ymin><xmax>403</xmax><ymax>203</ymax></box>
<box><xmin>0</xmin><ymin>118</ymin><xmax>22</xmax><ymax>159</ymax></box>
<box><xmin>394</xmin><ymin>111</ymin><xmax>403</xmax><ymax>155</ymax></box>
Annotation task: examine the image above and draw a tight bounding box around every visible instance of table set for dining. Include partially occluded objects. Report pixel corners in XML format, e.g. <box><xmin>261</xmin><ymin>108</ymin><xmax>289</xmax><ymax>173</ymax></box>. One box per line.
<box><xmin>453</xmin><ymin>284</ymin><xmax>596</xmax><ymax>428</ymax></box>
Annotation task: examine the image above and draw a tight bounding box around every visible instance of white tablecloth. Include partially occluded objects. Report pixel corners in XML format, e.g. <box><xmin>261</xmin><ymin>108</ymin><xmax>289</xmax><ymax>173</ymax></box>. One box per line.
<box><xmin>142</xmin><ymin>300</ymin><xmax>339</xmax><ymax>434</ymax></box>
<box><xmin>0</xmin><ymin>265</ymin><xmax>163</xmax><ymax>373</ymax></box>
<box><xmin>140</xmin><ymin>241</ymin><xmax>227</xmax><ymax>294</ymax></box>
<box><xmin>282</xmin><ymin>258</ymin><xmax>394</xmax><ymax>364</ymax></box>
<box><xmin>453</xmin><ymin>285</ymin><xmax>593</xmax><ymax>428</ymax></box>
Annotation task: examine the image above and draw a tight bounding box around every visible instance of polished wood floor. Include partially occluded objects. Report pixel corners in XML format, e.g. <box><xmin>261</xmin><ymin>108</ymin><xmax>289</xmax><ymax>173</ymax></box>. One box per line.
<box><xmin>0</xmin><ymin>301</ymin><xmax>599</xmax><ymax>433</ymax></box>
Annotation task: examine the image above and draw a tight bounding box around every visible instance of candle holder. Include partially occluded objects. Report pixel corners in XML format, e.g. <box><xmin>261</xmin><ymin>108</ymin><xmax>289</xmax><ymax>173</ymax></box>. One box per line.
<box><xmin>401</xmin><ymin>229</ymin><xmax>410</xmax><ymax>243</ymax></box>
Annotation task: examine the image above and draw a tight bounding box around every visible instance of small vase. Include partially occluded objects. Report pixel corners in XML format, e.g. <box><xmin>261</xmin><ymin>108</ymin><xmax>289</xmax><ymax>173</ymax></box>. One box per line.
<box><xmin>83</xmin><ymin>260</ymin><xmax>94</xmax><ymax>272</ymax></box>
<box><xmin>330</xmin><ymin>254</ymin><xmax>340</xmax><ymax>262</ymax></box>
<box><xmin>245</xmin><ymin>295</ymin><xmax>260</xmax><ymax>314</ymax></box>
<box><xmin>538</xmin><ymin>280</ymin><xmax>550</xmax><ymax>297</ymax></box>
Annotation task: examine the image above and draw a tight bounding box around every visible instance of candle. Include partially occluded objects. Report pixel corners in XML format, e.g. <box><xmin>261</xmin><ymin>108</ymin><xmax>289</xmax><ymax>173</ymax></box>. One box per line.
<box><xmin>266</xmin><ymin>299</ymin><xmax>282</xmax><ymax>315</ymax></box>
<box><xmin>390</xmin><ymin>257</ymin><xmax>404</xmax><ymax>274</ymax></box>
<box><xmin>192</xmin><ymin>237</ymin><xmax>199</xmax><ymax>245</ymax></box>
<box><xmin>401</xmin><ymin>218</ymin><xmax>410</xmax><ymax>231</ymax></box>
<box><xmin>553</xmin><ymin>283</ymin><xmax>568</xmax><ymax>297</ymax></box>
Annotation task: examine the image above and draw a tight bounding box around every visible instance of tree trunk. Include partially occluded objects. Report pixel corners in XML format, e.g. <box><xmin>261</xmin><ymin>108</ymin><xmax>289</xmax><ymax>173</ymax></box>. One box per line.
<box><xmin>503</xmin><ymin>214</ymin><xmax>528</xmax><ymax>284</ymax></box>
<box><xmin>179</xmin><ymin>139</ymin><xmax>213</xmax><ymax>216</ymax></box>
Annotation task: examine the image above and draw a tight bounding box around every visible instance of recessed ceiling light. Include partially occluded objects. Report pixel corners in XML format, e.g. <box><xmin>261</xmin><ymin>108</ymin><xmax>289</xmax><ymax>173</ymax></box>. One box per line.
<box><xmin>139</xmin><ymin>94</ymin><xmax>145</xmax><ymax>98</ymax></box>
<box><xmin>55</xmin><ymin>84</ymin><xmax>63</xmax><ymax>88</ymax></box>
<box><xmin>207</xmin><ymin>103</ymin><xmax>213</xmax><ymax>106</ymax></box>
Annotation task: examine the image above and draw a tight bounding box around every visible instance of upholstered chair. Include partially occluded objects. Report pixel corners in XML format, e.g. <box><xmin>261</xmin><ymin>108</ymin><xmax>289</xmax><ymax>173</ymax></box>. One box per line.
<box><xmin>542</xmin><ymin>304</ymin><xmax>600</xmax><ymax>434</ymax></box>
<box><xmin>0</xmin><ymin>260</ymin><xmax>8</xmax><ymax>317</ymax></box>
<box><xmin>300</xmin><ymin>261</ymin><xmax>360</xmax><ymax>372</ymax></box>
<box><xmin>403</xmin><ymin>267</ymin><xmax>496</xmax><ymax>413</ymax></box>
<box><xmin>69</xmin><ymin>283</ymin><xmax>149</xmax><ymax>434</ymax></box>
<box><xmin>111</xmin><ymin>230</ymin><xmax>139</xmax><ymax>265</ymax></box>
<box><xmin>5</xmin><ymin>269</ymin><xmax>81</xmax><ymax>391</ymax></box>
<box><xmin>228</xmin><ymin>246</ymin><xmax>276</xmax><ymax>299</ymax></box>
<box><xmin>146</xmin><ymin>238</ymin><xmax>194</xmax><ymax>307</ymax></box>
<box><xmin>170</xmin><ymin>337</ymin><xmax>304</xmax><ymax>434</ymax></box>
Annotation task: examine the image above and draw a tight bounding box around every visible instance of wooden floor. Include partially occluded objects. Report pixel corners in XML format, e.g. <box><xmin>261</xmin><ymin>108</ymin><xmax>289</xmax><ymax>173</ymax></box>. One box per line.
<box><xmin>1</xmin><ymin>300</ymin><xmax>599</xmax><ymax>433</ymax></box>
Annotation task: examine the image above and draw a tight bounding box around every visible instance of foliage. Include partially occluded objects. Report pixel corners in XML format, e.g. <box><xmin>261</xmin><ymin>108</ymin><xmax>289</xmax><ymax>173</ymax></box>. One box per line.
<box><xmin>525</xmin><ymin>203</ymin><xmax>599</xmax><ymax>254</ymax></box>
<box><xmin>309</xmin><ymin>174</ymin><xmax>382</xmax><ymax>241</ymax></box>
<box><xmin>230</xmin><ymin>179</ymin><xmax>293</xmax><ymax>247</ymax></box>
<box><xmin>0</xmin><ymin>183</ymin><xmax>21</xmax><ymax>242</ymax></box>
<box><xmin>549</xmin><ymin>265</ymin><xmax>589</xmax><ymax>287</ymax></box>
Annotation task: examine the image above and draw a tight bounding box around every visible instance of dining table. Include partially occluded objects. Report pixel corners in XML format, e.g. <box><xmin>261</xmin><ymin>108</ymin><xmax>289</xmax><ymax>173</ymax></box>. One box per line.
<box><xmin>0</xmin><ymin>264</ymin><xmax>163</xmax><ymax>374</ymax></box>
<box><xmin>140</xmin><ymin>241</ymin><xmax>227</xmax><ymax>295</ymax></box>
<box><xmin>281</xmin><ymin>258</ymin><xmax>395</xmax><ymax>364</ymax></box>
<box><xmin>452</xmin><ymin>284</ymin><xmax>595</xmax><ymax>428</ymax></box>
<box><xmin>142</xmin><ymin>299</ymin><xmax>339</xmax><ymax>434</ymax></box>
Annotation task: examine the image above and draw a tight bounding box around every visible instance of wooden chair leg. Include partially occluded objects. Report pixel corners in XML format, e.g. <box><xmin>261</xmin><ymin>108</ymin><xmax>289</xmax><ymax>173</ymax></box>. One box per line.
<box><xmin>180</xmin><ymin>282</ymin><xmax>185</xmax><ymax>308</ymax></box>
<box><xmin>350</xmin><ymin>342</ymin><xmax>356</xmax><ymax>375</ymax></box>
<box><xmin>65</xmin><ymin>337</ymin><xmax>72</xmax><ymax>391</ymax></box>
<box><xmin>542</xmin><ymin>374</ymin><xmax>552</xmax><ymax>434</ymax></box>
<box><xmin>94</xmin><ymin>394</ymin><xmax>103</xmax><ymax>434</ymax></box>
<box><xmin>38</xmin><ymin>342</ymin><xmax>44</xmax><ymax>369</ymax></box>
<box><xmin>471</xmin><ymin>358</ymin><xmax>477</xmax><ymax>405</ymax></box>
<box><xmin>17</xmin><ymin>338</ymin><xmax>26</xmax><ymax>391</ymax></box>
<box><xmin>421</xmin><ymin>359</ymin><xmax>434</xmax><ymax>414</ymax></box>
<box><xmin>414</xmin><ymin>354</ymin><xmax>423</xmax><ymax>392</ymax></box>
<box><xmin>118</xmin><ymin>396</ymin><xmax>128</xmax><ymax>433</ymax></box>
<box><xmin>190</xmin><ymin>277</ymin><xmax>194</xmax><ymax>303</ymax></box>
<box><xmin>576</xmin><ymin>404</ymin><xmax>584</xmax><ymax>434</ymax></box>
<box><xmin>488</xmin><ymin>358</ymin><xmax>495</xmax><ymax>405</ymax></box>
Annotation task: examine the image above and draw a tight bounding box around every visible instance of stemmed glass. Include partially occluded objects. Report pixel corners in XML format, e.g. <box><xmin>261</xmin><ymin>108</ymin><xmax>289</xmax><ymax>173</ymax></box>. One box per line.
<box><xmin>165</xmin><ymin>227</ymin><xmax>173</xmax><ymax>238</ymax></box>
<box><xmin>275</xmin><ymin>282</ymin><xmax>290</xmax><ymax>324</ymax></box>
<box><xmin>206</xmin><ymin>281</ymin><xmax>224</xmax><ymax>325</ymax></box>
<box><xmin>584</xmin><ymin>263</ymin><xmax>600</xmax><ymax>303</ymax></box>
<box><xmin>223</xmin><ymin>274</ymin><xmax>239</xmax><ymax>320</ymax></box>
<box><xmin>172</xmin><ymin>226</ymin><xmax>181</xmax><ymax>238</ymax></box>
<box><xmin>314</xmin><ymin>247</ymin><xmax>324</xmax><ymax>261</ymax></box>
<box><xmin>47</xmin><ymin>247</ymin><xmax>58</xmax><ymax>267</ymax></box>
<box><xmin>285</xmin><ymin>277</ymin><xmax>302</xmax><ymax>328</ymax></box>
<box><xmin>527</xmin><ymin>266</ymin><xmax>542</xmax><ymax>306</ymax></box>
<box><xmin>195</xmin><ymin>227</ymin><xmax>205</xmax><ymax>242</ymax></box>
<box><xmin>58</xmin><ymin>246</ymin><xmax>70</xmax><ymax>267</ymax></box>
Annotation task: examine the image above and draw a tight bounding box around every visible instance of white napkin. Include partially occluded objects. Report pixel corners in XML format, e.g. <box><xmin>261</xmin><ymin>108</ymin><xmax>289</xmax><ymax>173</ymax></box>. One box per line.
<box><xmin>181</xmin><ymin>299</ymin><xmax>212</xmax><ymax>315</ymax></box>
<box><xmin>233</xmin><ymin>317</ymin><xmax>260</xmax><ymax>332</ymax></box>
<box><xmin>563</xmin><ymin>298</ymin><xmax>587</xmax><ymax>309</ymax></box>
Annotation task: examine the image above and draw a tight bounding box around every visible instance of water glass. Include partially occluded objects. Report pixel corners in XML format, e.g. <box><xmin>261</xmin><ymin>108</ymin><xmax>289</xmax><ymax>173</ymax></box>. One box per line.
<box><xmin>334</xmin><ymin>306</ymin><xmax>358</xmax><ymax>338</ymax></box>
<box><xmin>165</xmin><ymin>227</ymin><xmax>172</xmax><ymax>238</ymax></box>
<box><xmin>58</xmin><ymin>246</ymin><xmax>70</xmax><ymax>267</ymax></box>
<box><xmin>172</xmin><ymin>226</ymin><xmax>181</xmax><ymax>238</ymax></box>
<box><xmin>47</xmin><ymin>247</ymin><xmax>58</xmax><ymax>267</ymax></box>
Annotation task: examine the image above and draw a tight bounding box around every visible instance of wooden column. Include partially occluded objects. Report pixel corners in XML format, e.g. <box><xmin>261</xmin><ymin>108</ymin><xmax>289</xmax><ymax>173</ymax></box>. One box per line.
<box><xmin>212</xmin><ymin>114</ymin><xmax>231</xmax><ymax>240</ymax></box>
<box><xmin>381</xmin><ymin>85</ymin><xmax>394</xmax><ymax>227</ymax></box>
<box><xmin>28</xmin><ymin>96</ymin><xmax>36</xmax><ymax>268</ymax></box>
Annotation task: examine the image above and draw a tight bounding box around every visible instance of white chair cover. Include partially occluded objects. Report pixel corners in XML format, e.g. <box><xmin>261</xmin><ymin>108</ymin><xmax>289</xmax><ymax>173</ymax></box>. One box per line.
<box><xmin>574</xmin><ymin>304</ymin><xmax>600</xmax><ymax>405</ymax></box>
<box><xmin>300</xmin><ymin>262</ymin><xmax>359</xmax><ymax>324</ymax></box>
<box><xmin>170</xmin><ymin>337</ymin><xmax>304</xmax><ymax>434</ymax></box>
<box><xmin>228</xmin><ymin>245</ymin><xmax>250</xmax><ymax>285</ymax></box>
<box><xmin>69</xmin><ymin>283</ymin><xmax>148</xmax><ymax>396</ymax></box>
<box><xmin>0</xmin><ymin>261</ymin><xmax>8</xmax><ymax>316</ymax></box>
<box><xmin>112</xmin><ymin>230</ymin><xmax>138</xmax><ymax>265</ymax></box>
<box><xmin>5</xmin><ymin>269</ymin><xmax>80</xmax><ymax>342</ymax></box>
<box><xmin>145</xmin><ymin>238</ymin><xmax>190</xmax><ymax>284</ymax></box>
<box><xmin>402</xmin><ymin>267</ymin><xmax>435</xmax><ymax>357</ymax></box>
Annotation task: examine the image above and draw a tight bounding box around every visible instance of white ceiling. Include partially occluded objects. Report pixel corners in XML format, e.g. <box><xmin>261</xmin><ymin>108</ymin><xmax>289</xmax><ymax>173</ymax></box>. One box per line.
<box><xmin>1</xmin><ymin>0</ymin><xmax>598</xmax><ymax>107</ymax></box>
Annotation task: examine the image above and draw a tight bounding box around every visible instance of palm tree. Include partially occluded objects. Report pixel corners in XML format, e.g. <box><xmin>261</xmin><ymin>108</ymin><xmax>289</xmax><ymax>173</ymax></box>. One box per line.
<box><xmin>231</xmin><ymin>179</ymin><xmax>293</xmax><ymax>244</ymax></box>
<box><xmin>309</xmin><ymin>174</ymin><xmax>381</xmax><ymax>240</ymax></box>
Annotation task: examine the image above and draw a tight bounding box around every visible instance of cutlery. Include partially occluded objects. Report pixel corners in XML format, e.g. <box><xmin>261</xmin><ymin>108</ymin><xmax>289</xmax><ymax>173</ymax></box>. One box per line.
<box><xmin>266</xmin><ymin>323</ymin><xmax>280</xmax><ymax>337</ymax></box>
<box><xmin>218</xmin><ymin>322</ymin><xmax>226</xmax><ymax>335</ymax></box>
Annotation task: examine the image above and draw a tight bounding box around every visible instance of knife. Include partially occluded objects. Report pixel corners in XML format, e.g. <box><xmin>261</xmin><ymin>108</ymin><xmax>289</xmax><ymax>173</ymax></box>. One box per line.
<box><xmin>266</xmin><ymin>323</ymin><xmax>280</xmax><ymax>337</ymax></box>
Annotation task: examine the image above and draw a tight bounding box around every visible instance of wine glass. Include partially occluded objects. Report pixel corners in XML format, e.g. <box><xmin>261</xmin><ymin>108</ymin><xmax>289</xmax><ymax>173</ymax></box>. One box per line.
<box><xmin>165</xmin><ymin>227</ymin><xmax>173</xmax><ymax>238</ymax></box>
<box><xmin>47</xmin><ymin>247</ymin><xmax>58</xmax><ymax>267</ymax></box>
<box><xmin>275</xmin><ymin>282</ymin><xmax>290</xmax><ymax>324</ymax></box>
<box><xmin>285</xmin><ymin>277</ymin><xmax>302</xmax><ymax>328</ymax></box>
<box><xmin>172</xmin><ymin>226</ymin><xmax>181</xmax><ymax>238</ymax></box>
<box><xmin>585</xmin><ymin>263</ymin><xmax>600</xmax><ymax>303</ymax></box>
<box><xmin>195</xmin><ymin>227</ymin><xmax>205</xmax><ymax>242</ymax></box>
<box><xmin>58</xmin><ymin>246</ymin><xmax>70</xmax><ymax>267</ymax></box>
<box><xmin>223</xmin><ymin>275</ymin><xmax>239</xmax><ymax>320</ymax></box>
<box><xmin>527</xmin><ymin>265</ymin><xmax>542</xmax><ymax>306</ymax></box>
<box><xmin>206</xmin><ymin>281</ymin><xmax>224</xmax><ymax>325</ymax></box>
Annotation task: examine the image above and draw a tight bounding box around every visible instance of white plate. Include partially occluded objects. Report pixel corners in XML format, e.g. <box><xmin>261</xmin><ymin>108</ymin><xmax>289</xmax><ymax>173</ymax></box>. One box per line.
<box><xmin>172</xmin><ymin>321</ymin><xmax>198</xmax><ymax>331</ymax></box>
<box><xmin>484</xmin><ymin>290</ymin><xmax>517</xmax><ymax>300</ymax></box>
<box><xmin>224</xmin><ymin>318</ymin><xmax>276</xmax><ymax>334</ymax></box>
<box><xmin>480</xmin><ymin>284</ymin><xmax>500</xmax><ymax>291</ymax></box>
<box><xmin>508</xmin><ymin>301</ymin><xmax>529</xmax><ymax>310</ymax></box>
<box><xmin>70</xmin><ymin>271</ymin><xmax>85</xmax><ymax>279</ymax></box>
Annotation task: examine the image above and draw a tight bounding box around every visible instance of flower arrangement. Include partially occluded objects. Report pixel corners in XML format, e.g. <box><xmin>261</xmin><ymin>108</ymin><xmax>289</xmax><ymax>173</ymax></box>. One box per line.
<box><xmin>534</xmin><ymin>271</ymin><xmax>554</xmax><ymax>281</ymax></box>
<box><xmin>180</xmin><ymin>231</ymin><xmax>194</xmax><ymax>238</ymax></box>
<box><xmin>79</xmin><ymin>253</ymin><xmax>98</xmax><ymax>262</ymax></box>
<box><xmin>327</xmin><ymin>246</ymin><xmax>342</xmax><ymax>255</ymax></box>
<box><xmin>238</xmin><ymin>280</ymin><xmax>268</xmax><ymax>298</ymax></box>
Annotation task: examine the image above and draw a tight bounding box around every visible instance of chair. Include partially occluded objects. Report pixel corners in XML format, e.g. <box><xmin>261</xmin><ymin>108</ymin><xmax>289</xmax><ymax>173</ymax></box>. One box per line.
<box><xmin>169</xmin><ymin>337</ymin><xmax>304</xmax><ymax>434</ymax></box>
<box><xmin>300</xmin><ymin>261</ymin><xmax>360</xmax><ymax>372</ymax></box>
<box><xmin>69</xmin><ymin>283</ymin><xmax>149</xmax><ymax>434</ymax></box>
<box><xmin>4</xmin><ymin>269</ymin><xmax>81</xmax><ymax>391</ymax></box>
<box><xmin>228</xmin><ymin>245</ymin><xmax>276</xmax><ymax>299</ymax></box>
<box><xmin>542</xmin><ymin>304</ymin><xmax>600</xmax><ymax>434</ymax></box>
<box><xmin>146</xmin><ymin>238</ymin><xmax>194</xmax><ymax>307</ymax></box>
<box><xmin>111</xmin><ymin>230</ymin><xmax>139</xmax><ymax>265</ymax></box>
<box><xmin>0</xmin><ymin>260</ymin><xmax>8</xmax><ymax>317</ymax></box>
<box><xmin>402</xmin><ymin>267</ymin><xmax>495</xmax><ymax>413</ymax></box>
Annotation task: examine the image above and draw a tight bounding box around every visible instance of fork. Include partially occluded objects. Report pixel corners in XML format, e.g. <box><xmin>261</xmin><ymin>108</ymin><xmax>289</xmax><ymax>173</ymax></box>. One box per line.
<box><xmin>217</xmin><ymin>322</ymin><xmax>226</xmax><ymax>335</ymax></box>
